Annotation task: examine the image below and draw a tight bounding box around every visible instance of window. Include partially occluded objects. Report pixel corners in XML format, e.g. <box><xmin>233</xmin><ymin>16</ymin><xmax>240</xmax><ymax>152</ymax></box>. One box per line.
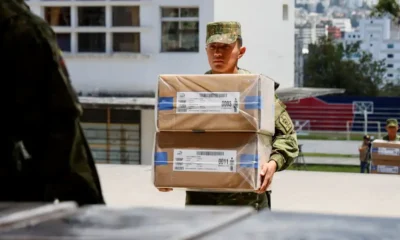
<box><xmin>112</xmin><ymin>6</ymin><xmax>140</xmax><ymax>26</ymax></box>
<box><xmin>113</xmin><ymin>33</ymin><xmax>140</xmax><ymax>52</ymax></box>
<box><xmin>44</xmin><ymin>7</ymin><xmax>71</xmax><ymax>26</ymax></box>
<box><xmin>387</xmin><ymin>43</ymin><xmax>394</xmax><ymax>48</ymax></box>
<box><xmin>161</xmin><ymin>7</ymin><xmax>199</xmax><ymax>52</ymax></box>
<box><xmin>78</xmin><ymin>7</ymin><xmax>105</xmax><ymax>26</ymax></box>
<box><xmin>388</xmin><ymin>74</ymin><xmax>393</xmax><ymax>77</ymax></box>
<box><xmin>387</xmin><ymin>64</ymin><xmax>394</xmax><ymax>68</ymax></box>
<box><xmin>387</xmin><ymin>54</ymin><xmax>394</xmax><ymax>58</ymax></box>
<box><xmin>282</xmin><ymin>4</ymin><xmax>288</xmax><ymax>20</ymax></box>
<box><xmin>78</xmin><ymin>33</ymin><xmax>106</xmax><ymax>52</ymax></box>
<box><xmin>56</xmin><ymin>33</ymin><xmax>71</xmax><ymax>52</ymax></box>
<box><xmin>42</xmin><ymin>3</ymin><xmax>143</xmax><ymax>55</ymax></box>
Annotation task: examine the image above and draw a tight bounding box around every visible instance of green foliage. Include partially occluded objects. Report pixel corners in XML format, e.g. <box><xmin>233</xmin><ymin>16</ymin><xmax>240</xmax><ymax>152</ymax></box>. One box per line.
<box><xmin>370</xmin><ymin>0</ymin><xmax>400</xmax><ymax>19</ymax></box>
<box><xmin>303</xmin><ymin>37</ymin><xmax>387</xmax><ymax>96</ymax></box>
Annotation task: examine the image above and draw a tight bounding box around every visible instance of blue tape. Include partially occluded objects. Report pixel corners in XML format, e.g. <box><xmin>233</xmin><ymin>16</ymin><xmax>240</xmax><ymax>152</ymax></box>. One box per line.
<box><xmin>244</xmin><ymin>96</ymin><xmax>262</xmax><ymax>109</ymax></box>
<box><xmin>371</xmin><ymin>148</ymin><xmax>378</xmax><ymax>153</ymax></box>
<box><xmin>155</xmin><ymin>152</ymin><xmax>168</xmax><ymax>165</ymax></box>
<box><xmin>240</xmin><ymin>154</ymin><xmax>259</xmax><ymax>168</ymax></box>
<box><xmin>371</xmin><ymin>165</ymin><xmax>377</xmax><ymax>171</ymax></box>
<box><xmin>158</xmin><ymin>97</ymin><xmax>173</xmax><ymax>110</ymax></box>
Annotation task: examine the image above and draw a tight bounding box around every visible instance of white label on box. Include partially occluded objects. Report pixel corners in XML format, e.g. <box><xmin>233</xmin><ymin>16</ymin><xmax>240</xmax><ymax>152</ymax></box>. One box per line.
<box><xmin>173</xmin><ymin>149</ymin><xmax>237</xmax><ymax>172</ymax></box>
<box><xmin>378</xmin><ymin>147</ymin><xmax>400</xmax><ymax>156</ymax></box>
<box><xmin>377</xmin><ymin>165</ymin><xmax>399</xmax><ymax>174</ymax></box>
<box><xmin>176</xmin><ymin>92</ymin><xmax>240</xmax><ymax>114</ymax></box>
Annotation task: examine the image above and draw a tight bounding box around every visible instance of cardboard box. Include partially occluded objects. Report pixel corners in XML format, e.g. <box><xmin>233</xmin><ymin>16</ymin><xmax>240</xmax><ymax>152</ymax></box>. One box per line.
<box><xmin>370</xmin><ymin>140</ymin><xmax>400</xmax><ymax>174</ymax></box>
<box><xmin>152</xmin><ymin>132</ymin><xmax>272</xmax><ymax>192</ymax></box>
<box><xmin>156</xmin><ymin>74</ymin><xmax>275</xmax><ymax>134</ymax></box>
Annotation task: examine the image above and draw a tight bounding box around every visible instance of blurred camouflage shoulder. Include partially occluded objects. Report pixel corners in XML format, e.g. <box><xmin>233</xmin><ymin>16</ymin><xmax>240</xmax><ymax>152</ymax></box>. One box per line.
<box><xmin>1</xmin><ymin>0</ymin><xmax>57</xmax><ymax>48</ymax></box>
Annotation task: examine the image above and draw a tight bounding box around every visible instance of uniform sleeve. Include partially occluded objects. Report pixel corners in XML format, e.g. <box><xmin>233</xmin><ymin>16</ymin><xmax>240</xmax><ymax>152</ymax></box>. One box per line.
<box><xmin>269</xmin><ymin>95</ymin><xmax>299</xmax><ymax>171</ymax></box>
<box><xmin>8</xmin><ymin>17</ymin><xmax>82</xmax><ymax>177</ymax></box>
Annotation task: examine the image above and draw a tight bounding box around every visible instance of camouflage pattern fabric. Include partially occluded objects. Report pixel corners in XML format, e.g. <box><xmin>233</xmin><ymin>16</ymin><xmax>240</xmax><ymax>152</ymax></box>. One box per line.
<box><xmin>382</xmin><ymin>118</ymin><xmax>399</xmax><ymax>141</ymax></box>
<box><xmin>186</xmin><ymin>68</ymin><xmax>299</xmax><ymax>210</ymax></box>
<box><xmin>382</xmin><ymin>135</ymin><xmax>400</xmax><ymax>141</ymax></box>
<box><xmin>0</xmin><ymin>0</ymin><xmax>105</xmax><ymax>206</ymax></box>
<box><xmin>206</xmin><ymin>21</ymin><xmax>241</xmax><ymax>45</ymax></box>
<box><xmin>386</xmin><ymin>118</ymin><xmax>398</xmax><ymax>128</ymax></box>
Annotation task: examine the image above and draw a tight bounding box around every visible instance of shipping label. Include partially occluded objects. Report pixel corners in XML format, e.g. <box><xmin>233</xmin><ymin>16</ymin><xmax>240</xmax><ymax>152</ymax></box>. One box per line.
<box><xmin>377</xmin><ymin>165</ymin><xmax>399</xmax><ymax>174</ymax></box>
<box><xmin>176</xmin><ymin>92</ymin><xmax>240</xmax><ymax>114</ymax></box>
<box><xmin>172</xmin><ymin>149</ymin><xmax>237</xmax><ymax>172</ymax></box>
<box><xmin>377</xmin><ymin>147</ymin><xmax>400</xmax><ymax>156</ymax></box>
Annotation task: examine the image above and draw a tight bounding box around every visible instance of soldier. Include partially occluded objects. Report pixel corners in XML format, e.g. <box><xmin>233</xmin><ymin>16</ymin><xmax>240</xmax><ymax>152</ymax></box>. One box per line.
<box><xmin>158</xmin><ymin>21</ymin><xmax>299</xmax><ymax>210</ymax></box>
<box><xmin>382</xmin><ymin>119</ymin><xmax>400</xmax><ymax>141</ymax></box>
<box><xmin>1</xmin><ymin>0</ymin><xmax>105</xmax><ymax>206</ymax></box>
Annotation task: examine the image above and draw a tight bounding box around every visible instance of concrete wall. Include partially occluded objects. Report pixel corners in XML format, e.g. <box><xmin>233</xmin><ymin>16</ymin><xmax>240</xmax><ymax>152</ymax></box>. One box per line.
<box><xmin>140</xmin><ymin>109</ymin><xmax>156</xmax><ymax>165</ymax></box>
<box><xmin>299</xmin><ymin>139</ymin><xmax>361</xmax><ymax>155</ymax></box>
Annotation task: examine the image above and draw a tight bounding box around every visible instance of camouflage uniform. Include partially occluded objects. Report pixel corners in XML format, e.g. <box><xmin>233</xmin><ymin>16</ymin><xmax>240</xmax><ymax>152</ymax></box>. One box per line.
<box><xmin>382</xmin><ymin>119</ymin><xmax>400</xmax><ymax>141</ymax></box>
<box><xmin>185</xmin><ymin>21</ymin><xmax>299</xmax><ymax>210</ymax></box>
<box><xmin>0</xmin><ymin>0</ymin><xmax>105</xmax><ymax>206</ymax></box>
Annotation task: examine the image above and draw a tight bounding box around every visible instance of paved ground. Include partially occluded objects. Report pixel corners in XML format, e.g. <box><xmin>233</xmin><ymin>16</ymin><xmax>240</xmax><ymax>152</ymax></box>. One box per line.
<box><xmin>305</xmin><ymin>156</ymin><xmax>359</xmax><ymax>165</ymax></box>
<box><xmin>96</xmin><ymin>164</ymin><xmax>400</xmax><ymax>218</ymax></box>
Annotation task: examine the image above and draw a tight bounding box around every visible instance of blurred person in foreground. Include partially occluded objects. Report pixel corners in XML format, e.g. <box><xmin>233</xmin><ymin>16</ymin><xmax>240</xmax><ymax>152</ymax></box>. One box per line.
<box><xmin>1</xmin><ymin>0</ymin><xmax>105</xmax><ymax>206</ymax></box>
<box><xmin>158</xmin><ymin>21</ymin><xmax>299</xmax><ymax>210</ymax></box>
<box><xmin>382</xmin><ymin>119</ymin><xmax>399</xmax><ymax>141</ymax></box>
<box><xmin>358</xmin><ymin>135</ymin><xmax>371</xmax><ymax>173</ymax></box>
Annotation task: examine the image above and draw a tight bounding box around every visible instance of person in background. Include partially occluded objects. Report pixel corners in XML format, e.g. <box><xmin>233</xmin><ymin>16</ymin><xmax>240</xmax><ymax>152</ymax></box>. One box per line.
<box><xmin>358</xmin><ymin>135</ymin><xmax>371</xmax><ymax>173</ymax></box>
<box><xmin>382</xmin><ymin>119</ymin><xmax>400</xmax><ymax>141</ymax></box>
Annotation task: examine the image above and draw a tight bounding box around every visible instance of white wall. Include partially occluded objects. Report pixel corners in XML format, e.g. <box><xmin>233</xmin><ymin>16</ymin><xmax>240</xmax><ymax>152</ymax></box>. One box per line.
<box><xmin>27</xmin><ymin>0</ymin><xmax>295</xmax><ymax>94</ymax></box>
<box><xmin>213</xmin><ymin>0</ymin><xmax>295</xmax><ymax>88</ymax></box>
<box><xmin>140</xmin><ymin>109</ymin><xmax>156</xmax><ymax>165</ymax></box>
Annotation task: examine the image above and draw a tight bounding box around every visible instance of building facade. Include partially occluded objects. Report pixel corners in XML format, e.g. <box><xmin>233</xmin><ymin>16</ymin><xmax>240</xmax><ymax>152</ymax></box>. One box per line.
<box><xmin>26</xmin><ymin>0</ymin><xmax>295</xmax><ymax>165</ymax></box>
<box><xmin>344</xmin><ymin>17</ymin><xmax>400</xmax><ymax>81</ymax></box>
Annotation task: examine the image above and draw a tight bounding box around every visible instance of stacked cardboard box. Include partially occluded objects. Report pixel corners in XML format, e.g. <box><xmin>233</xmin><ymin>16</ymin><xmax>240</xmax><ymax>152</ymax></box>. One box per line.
<box><xmin>152</xmin><ymin>74</ymin><xmax>276</xmax><ymax>191</ymax></box>
<box><xmin>370</xmin><ymin>140</ymin><xmax>400</xmax><ymax>175</ymax></box>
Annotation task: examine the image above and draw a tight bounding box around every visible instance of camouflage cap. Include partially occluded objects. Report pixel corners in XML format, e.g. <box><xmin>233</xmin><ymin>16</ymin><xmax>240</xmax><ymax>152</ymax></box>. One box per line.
<box><xmin>386</xmin><ymin>118</ymin><xmax>398</xmax><ymax>127</ymax></box>
<box><xmin>206</xmin><ymin>21</ymin><xmax>241</xmax><ymax>45</ymax></box>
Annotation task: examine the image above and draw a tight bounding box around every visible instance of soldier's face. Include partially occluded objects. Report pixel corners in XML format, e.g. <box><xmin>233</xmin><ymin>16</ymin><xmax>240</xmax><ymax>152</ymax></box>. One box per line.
<box><xmin>386</xmin><ymin>126</ymin><xmax>398</xmax><ymax>135</ymax></box>
<box><xmin>206</xmin><ymin>42</ymin><xmax>246</xmax><ymax>73</ymax></box>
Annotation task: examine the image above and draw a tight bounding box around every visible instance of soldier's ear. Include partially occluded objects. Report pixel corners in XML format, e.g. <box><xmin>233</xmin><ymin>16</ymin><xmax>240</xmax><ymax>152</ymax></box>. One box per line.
<box><xmin>238</xmin><ymin>46</ymin><xmax>246</xmax><ymax>59</ymax></box>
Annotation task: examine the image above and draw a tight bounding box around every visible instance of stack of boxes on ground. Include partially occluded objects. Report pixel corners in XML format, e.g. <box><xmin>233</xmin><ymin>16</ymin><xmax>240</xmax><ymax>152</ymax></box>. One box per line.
<box><xmin>153</xmin><ymin>74</ymin><xmax>276</xmax><ymax>191</ymax></box>
<box><xmin>370</xmin><ymin>140</ymin><xmax>400</xmax><ymax>175</ymax></box>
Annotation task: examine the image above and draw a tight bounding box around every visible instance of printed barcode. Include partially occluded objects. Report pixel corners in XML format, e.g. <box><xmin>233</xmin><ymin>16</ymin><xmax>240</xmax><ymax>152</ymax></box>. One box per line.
<box><xmin>177</xmin><ymin>108</ymin><xmax>187</xmax><ymax>112</ymax></box>
<box><xmin>196</xmin><ymin>151</ymin><xmax>224</xmax><ymax>156</ymax></box>
<box><xmin>175</xmin><ymin>167</ymin><xmax>184</xmax><ymax>170</ymax></box>
<box><xmin>199</xmin><ymin>93</ymin><xmax>227</xmax><ymax>98</ymax></box>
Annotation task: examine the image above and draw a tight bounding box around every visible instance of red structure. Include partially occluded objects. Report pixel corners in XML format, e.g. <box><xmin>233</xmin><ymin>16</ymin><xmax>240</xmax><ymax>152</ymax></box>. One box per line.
<box><xmin>327</xmin><ymin>26</ymin><xmax>341</xmax><ymax>39</ymax></box>
<box><xmin>285</xmin><ymin>97</ymin><xmax>353</xmax><ymax>131</ymax></box>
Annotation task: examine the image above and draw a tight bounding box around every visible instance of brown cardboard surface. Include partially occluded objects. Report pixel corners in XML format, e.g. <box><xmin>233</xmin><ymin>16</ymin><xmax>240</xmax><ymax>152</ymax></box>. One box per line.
<box><xmin>156</xmin><ymin>74</ymin><xmax>275</xmax><ymax>134</ymax></box>
<box><xmin>153</xmin><ymin>132</ymin><xmax>272</xmax><ymax>192</ymax></box>
<box><xmin>371</xmin><ymin>140</ymin><xmax>400</xmax><ymax>174</ymax></box>
<box><xmin>371</xmin><ymin>140</ymin><xmax>400</xmax><ymax>161</ymax></box>
<box><xmin>370</xmin><ymin>159</ymin><xmax>400</xmax><ymax>174</ymax></box>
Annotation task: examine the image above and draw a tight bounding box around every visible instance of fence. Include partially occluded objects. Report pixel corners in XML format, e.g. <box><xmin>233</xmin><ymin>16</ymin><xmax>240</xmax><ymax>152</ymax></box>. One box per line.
<box><xmin>285</xmin><ymin>96</ymin><xmax>400</xmax><ymax>140</ymax></box>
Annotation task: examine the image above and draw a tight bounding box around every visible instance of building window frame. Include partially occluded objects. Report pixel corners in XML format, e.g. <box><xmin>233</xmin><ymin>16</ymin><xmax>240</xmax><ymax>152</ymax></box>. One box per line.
<box><xmin>160</xmin><ymin>6</ymin><xmax>200</xmax><ymax>53</ymax></box>
<box><xmin>38</xmin><ymin>1</ymin><xmax>145</xmax><ymax>57</ymax></box>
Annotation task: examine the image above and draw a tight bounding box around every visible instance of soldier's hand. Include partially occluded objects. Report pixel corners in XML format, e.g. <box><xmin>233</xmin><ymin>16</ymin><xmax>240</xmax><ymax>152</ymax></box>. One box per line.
<box><xmin>157</xmin><ymin>188</ymin><xmax>173</xmax><ymax>192</ymax></box>
<box><xmin>256</xmin><ymin>161</ymin><xmax>277</xmax><ymax>194</ymax></box>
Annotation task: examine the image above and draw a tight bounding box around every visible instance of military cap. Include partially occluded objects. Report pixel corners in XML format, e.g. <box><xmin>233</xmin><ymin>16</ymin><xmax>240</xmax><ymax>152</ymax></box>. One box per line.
<box><xmin>386</xmin><ymin>118</ymin><xmax>398</xmax><ymax>127</ymax></box>
<box><xmin>206</xmin><ymin>21</ymin><xmax>241</xmax><ymax>45</ymax></box>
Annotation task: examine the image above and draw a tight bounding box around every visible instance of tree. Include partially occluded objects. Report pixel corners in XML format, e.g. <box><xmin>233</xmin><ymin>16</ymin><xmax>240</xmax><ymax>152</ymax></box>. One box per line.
<box><xmin>370</xmin><ymin>0</ymin><xmax>400</xmax><ymax>20</ymax></box>
<box><xmin>303</xmin><ymin>37</ymin><xmax>386</xmax><ymax>96</ymax></box>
